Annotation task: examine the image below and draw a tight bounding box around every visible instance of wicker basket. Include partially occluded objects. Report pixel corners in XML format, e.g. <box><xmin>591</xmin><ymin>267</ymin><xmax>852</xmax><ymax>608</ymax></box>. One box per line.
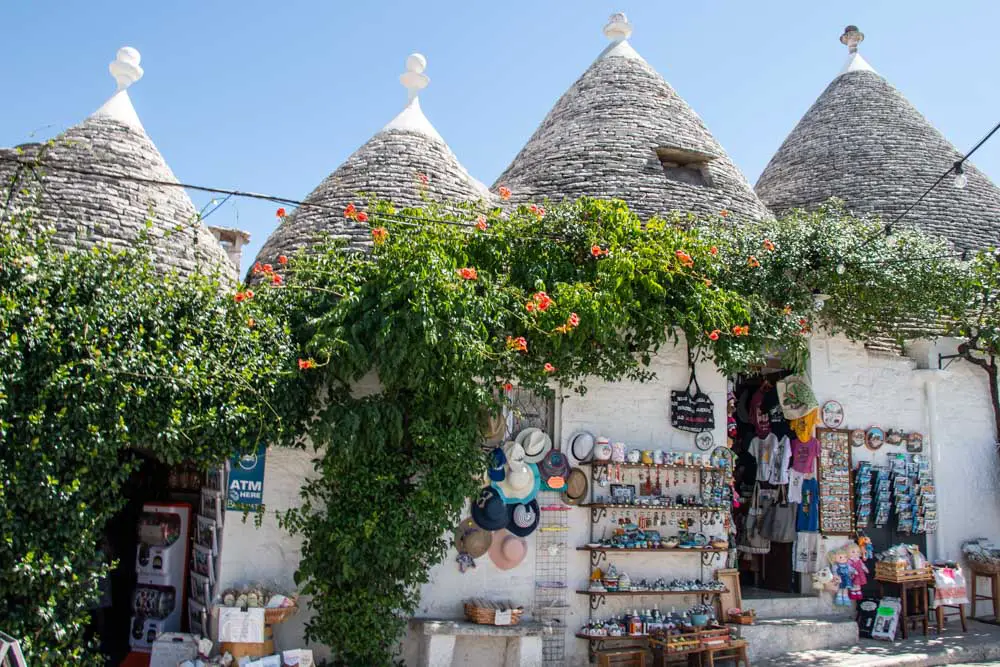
<box><xmin>967</xmin><ymin>560</ymin><xmax>1000</xmax><ymax>576</ymax></box>
<box><xmin>264</xmin><ymin>604</ymin><xmax>298</xmax><ymax>625</ymax></box>
<box><xmin>463</xmin><ymin>601</ymin><xmax>524</xmax><ymax>626</ymax></box>
<box><xmin>875</xmin><ymin>561</ymin><xmax>933</xmax><ymax>583</ymax></box>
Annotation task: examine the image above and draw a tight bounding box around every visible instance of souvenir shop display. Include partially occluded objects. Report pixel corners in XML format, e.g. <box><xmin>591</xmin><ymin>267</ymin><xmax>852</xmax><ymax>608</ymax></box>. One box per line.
<box><xmin>874</xmin><ymin>466</ymin><xmax>892</xmax><ymax>527</ymax></box>
<box><xmin>865</xmin><ymin>427</ymin><xmax>885</xmax><ymax>451</ymax></box>
<box><xmin>816</xmin><ymin>429</ymin><xmax>854</xmax><ymax>534</ymax></box>
<box><xmin>577</xmin><ymin>603</ymin><xmax>720</xmax><ymax>638</ymax></box>
<box><xmin>855</xmin><ymin>462</ymin><xmax>873</xmax><ymax>527</ymax></box>
<box><xmin>670</xmin><ymin>368</ymin><xmax>715</xmax><ymax>433</ymax></box>
<box><xmin>890</xmin><ymin>453</ymin><xmax>937</xmax><ymax>535</ymax></box>
<box><xmin>874</xmin><ymin>544</ymin><xmax>932</xmax><ymax>582</ymax></box>
<box><xmin>586</xmin><ymin>566</ymin><xmax>727</xmax><ymax>594</ymax></box>
<box><xmin>962</xmin><ymin>538</ymin><xmax>1000</xmax><ymax>574</ymax></box>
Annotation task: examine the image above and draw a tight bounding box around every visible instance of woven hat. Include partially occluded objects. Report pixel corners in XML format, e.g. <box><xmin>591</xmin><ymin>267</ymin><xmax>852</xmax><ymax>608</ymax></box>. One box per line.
<box><xmin>470</xmin><ymin>487</ymin><xmax>507</xmax><ymax>530</ymax></box>
<box><xmin>506</xmin><ymin>499</ymin><xmax>540</xmax><ymax>537</ymax></box>
<box><xmin>568</xmin><ymin>431</ymin><xmax>595</xmax><ymax>464</ymax></box>
<box><xmin>516</xmin><ymin>427</ymin><xmax>552</xmax><ymax>463</ymax></box>
<box><xmin>538</xmin><ymin>450</ymin><xmax>570</xmax><ymax>490</ymax></box>
<box><xmin>488</xmin><ymin>529</ymin><xmax>528</xmax><ymax>570</ymax></box>
<box><xmin>777</xmin><ymin>375</ymin><xmax>819</xmax><ymax>420</ymax></box>
<box><xmin>454</xmin><ymin>517</ymin><xmax>493</xmax><ymax>558</ymax></box>
<box><xmin>493</xmin><ymin>461</ymin><xmax>540</xmax><ymax>504</ymax></box>
<box><xmin>562</xmin><ymin>468</ymin><xmax>589</xmax><ymax>505</ymax></box>
<box><xmin>487</xmin><ymin>447</ymin><xmax>507</xmax><ymax>482</ymax></box>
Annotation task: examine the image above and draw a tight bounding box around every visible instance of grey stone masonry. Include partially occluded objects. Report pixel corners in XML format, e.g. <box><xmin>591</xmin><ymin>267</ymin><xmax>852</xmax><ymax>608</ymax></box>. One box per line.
<box><xmin>756</xmin><ymin>69</ymin><xmax>1000</xmax><ymax>252</ymax></box>
<box><xmin>493</xmin><ymin>42</ymin><xmax>772</xmax><ymax>221</ymax></box>
<box><xmin>254</xmin><ymin>128</ymin><xmax>496</xmax><ymax>269</ymax></box>
<box><xmin>0</xmin><ymin>116</ymin><xmax>233</xmax><ymax>280</ymax></box>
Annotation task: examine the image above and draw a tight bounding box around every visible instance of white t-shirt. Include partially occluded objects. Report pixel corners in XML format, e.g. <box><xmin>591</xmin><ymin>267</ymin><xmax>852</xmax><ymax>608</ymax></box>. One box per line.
<box><xmin>788</xmin><ymin>470</ymin><xmax>805</xmax><ymax>503</ymax></box>
<box><xmin>749</xmin><ymin>433</ymin><xmax>791</xmax><ymax>485</ymax></box>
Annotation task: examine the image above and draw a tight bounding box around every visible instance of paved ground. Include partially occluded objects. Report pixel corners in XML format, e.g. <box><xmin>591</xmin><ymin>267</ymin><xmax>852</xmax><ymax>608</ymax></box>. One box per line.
<box><xmin>756</xmin><ymin>619</ymin><xmax>1000</xmax><ymax>667</ymax></box>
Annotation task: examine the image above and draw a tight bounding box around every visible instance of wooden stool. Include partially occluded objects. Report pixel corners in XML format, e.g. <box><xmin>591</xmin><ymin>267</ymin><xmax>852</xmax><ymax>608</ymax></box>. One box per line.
<box><xmin>969</xmin><ymin>571</ymin><xmax>1000</xmax><ymax>622</ymax></box>
<box><xmin>704</xmin><ymin>640</ymin><xmax>750</xmax><ymax>667</ymax></box>
<box><xmin>597</xmin><ymin>647</ymin><xmax>648</xmax><ymax>667</ymax></box>
<box><xmin>878</xmin><ymin>580</ymin><xmax>929</xmax><ymax>639</ymax></box>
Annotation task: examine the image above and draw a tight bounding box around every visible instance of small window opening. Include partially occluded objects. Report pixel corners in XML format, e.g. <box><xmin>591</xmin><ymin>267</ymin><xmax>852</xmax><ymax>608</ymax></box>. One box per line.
<box><xmin>655</xmin><ymin>147</ymin><xmax>717</xmax><ymax>188</ymax></box>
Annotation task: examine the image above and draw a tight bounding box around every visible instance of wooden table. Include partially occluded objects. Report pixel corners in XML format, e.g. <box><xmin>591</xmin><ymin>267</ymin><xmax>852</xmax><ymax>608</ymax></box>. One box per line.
<box><xmin>877</xmin><ymin>578</ymin><xmax>930</xmax><ymax>639</ymax></box>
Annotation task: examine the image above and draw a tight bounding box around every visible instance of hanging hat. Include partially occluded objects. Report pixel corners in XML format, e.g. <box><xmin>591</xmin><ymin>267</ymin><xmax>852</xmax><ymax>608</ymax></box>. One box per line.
<box><xmin>454</xmin><ymin>517</ymin><xmax>493</xmax><ymax>558</ymax></box>
<box><xmin>470</xmin><ymin>487</ymin><xmax>508</xmax><ymax>530</ymax></box>
<box><xmin>502</xmin><ymin>440</ymin><xmax>525</xmax><ymax>465</ymax></box>
<box><xmin>538</xmin><ymin>450</ymin><xmax>570</xmax><ymax>490</ymax></box>
<box><xmin>562</xmin><ymin>468</ymin><xmax>589</xmax><ymax>505</ymax></box>
<box><xmin>488</xmin><ymin>529</ymin><xmax>528</xmax><ymax>570</ymax></box>
<box><xmin>506</xmin><ymin>499</ymin><xmax>540</xmax><ymax>537</ymax></box>
<box><xmin>487</xmin><ymin>447</ymin><xmax>507</xmax><ymax>482</ymax></box>
<box><xmin>492</xmin><ymin>461</ymin><xmax>541</xmax><ymax>504</ymax></box>
<box><xmin>480</xmin><ymin>409</ymin><xmax>506</xmax><ymax>442</ymax></box>
<box><xmin>517</xmin><ymin>427</ymin><xmax>552</xmax><ymax>463</ymax></box>
<box><xmin>568</xmin><ymin>431</ymin><xmax>595</xmax><ymax>464</ymax></box>
<box><xmin>777</xmin><ymin>374</ymin><xmax>819</xmax><ymax>420</ymax></box>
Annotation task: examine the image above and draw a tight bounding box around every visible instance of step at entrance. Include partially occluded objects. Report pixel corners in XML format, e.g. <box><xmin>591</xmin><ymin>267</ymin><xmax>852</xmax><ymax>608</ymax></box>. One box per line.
<box><xmin>738</xmin><ymin>617</ymin><xmax>858</xmax><ymax>662</ymax></box>
<box><xmin>743</xmin><ymin>592</ymin><xmax>855</xmax><ymax>619</ymax></box>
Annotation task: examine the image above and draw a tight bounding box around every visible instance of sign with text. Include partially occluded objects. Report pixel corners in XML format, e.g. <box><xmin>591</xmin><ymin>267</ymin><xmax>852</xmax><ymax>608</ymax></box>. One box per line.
<box><xmin>227</xmin><ymin>445</ymin><xmax>266</xmax><ymax>510</ymax></box>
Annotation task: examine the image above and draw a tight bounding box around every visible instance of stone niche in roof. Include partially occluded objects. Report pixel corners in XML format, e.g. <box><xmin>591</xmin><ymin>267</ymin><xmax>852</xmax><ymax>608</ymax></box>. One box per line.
<box><xmin>756</xmin><ymin>26</ymin><xmax>1000</xmax><ymax>252</ymax></box>
<box><xmin>254</xmin><ymin>53</ymin><xmax>495</xmax><ymax>267</ymax></box>
<box><xmin>0</xmin><ymin>48</ymin><xmax>235</xmax><ymax>280</ymax></box>
<box><xmin>493</xmin><ymin>13</ymin><xmax>771</xmax><ymax>221</ymax></box>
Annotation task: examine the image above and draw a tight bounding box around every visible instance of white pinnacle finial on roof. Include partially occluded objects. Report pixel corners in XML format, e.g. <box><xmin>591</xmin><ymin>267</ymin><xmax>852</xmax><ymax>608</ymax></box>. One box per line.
<box><xmin>603</xmin><ymin>12</ymin><xmax>633</xmax><ymax>42</ymax></box>
<box><xmin>109</xmin><ymin>47</ymin><xmax>143</xmax><ymax>91</ymax></box>
<box><xmin>838</xmin><ymin>25</ymin><xmax>876</xmax><ymax>75</ymax></box>
<box><xmin>400</xmin><ymin>53</ymin><xmax>429</xmax><ymax>102</ymax></box>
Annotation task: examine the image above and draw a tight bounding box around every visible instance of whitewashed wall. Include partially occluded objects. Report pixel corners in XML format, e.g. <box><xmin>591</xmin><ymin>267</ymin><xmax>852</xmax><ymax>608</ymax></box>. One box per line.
<box><xmin>404</xmin><ymin>335</ymin><xmax>728</xmax><ymax>667</ymax></box>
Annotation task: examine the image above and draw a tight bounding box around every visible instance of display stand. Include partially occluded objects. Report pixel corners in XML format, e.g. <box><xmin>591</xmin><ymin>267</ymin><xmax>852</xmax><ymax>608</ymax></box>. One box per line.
<box><xmin>816</xmin><ymin>429</ymin><xmax>854</xmax><ymax>535</ymax></box>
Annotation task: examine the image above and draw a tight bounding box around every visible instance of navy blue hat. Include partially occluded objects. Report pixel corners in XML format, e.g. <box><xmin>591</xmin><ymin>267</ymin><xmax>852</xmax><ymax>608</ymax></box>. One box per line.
<box><xmin>471</xmin><ymin>487</ymin><xmax>507</xmax><ymax>531</ymax></box>
<box><xmin>488</xmin><ymin>447</ymin><xmax>507</xmax><ymax>482</ymax></box>
<box><xmin>506</xmin><ymin>499</ymin><xmax>540</xmax><ymax>537</ymax></box>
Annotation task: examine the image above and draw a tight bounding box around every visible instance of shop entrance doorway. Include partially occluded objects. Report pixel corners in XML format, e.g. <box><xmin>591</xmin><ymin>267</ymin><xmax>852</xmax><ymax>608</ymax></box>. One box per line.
<box><xmin>730</xmin><ymin>370</ymin><xmax>804</xmax><ymax>598</ymax></box>
<box><xmin>92</xmin><ymin>453</ymin><xmax>205</xmax><ymax>666</ymax></box>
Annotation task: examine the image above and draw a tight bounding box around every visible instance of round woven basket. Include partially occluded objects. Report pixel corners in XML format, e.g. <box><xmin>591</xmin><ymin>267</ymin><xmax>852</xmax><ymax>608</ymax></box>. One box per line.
<box><xmin>264</xmin><ymin>604</ymin><xmax>298</xmax><ymax>625</ymax></box>
<box><xmin>968</xmin><ymin>560</ymin><xmax>1000</xmax><ymax>576</ymax></box>
<box><xmin>463</xmin><ymin>603</ymin><xmax>523</xmax><ymax>626</ymax></box>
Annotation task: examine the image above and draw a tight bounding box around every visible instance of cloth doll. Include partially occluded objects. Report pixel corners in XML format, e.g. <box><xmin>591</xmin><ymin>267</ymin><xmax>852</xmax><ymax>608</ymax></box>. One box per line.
<box><xmin>858</xmin><ymin>535</ymin><xmax>874</xmax><ymax>560</ymax></box>
<box><xmin>847</xmin><ymin>543</ymin><xmax>869</xmax><ymax>600</ymax></box>
<box><xmin>828</xmin><ymin>548</ymin><xmax>856</xmax><ymax>606</ymax></box>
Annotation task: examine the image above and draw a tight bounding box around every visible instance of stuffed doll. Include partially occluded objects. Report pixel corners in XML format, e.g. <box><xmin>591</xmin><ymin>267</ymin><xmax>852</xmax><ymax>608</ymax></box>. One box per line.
<box><xmin>828</xmin><ymin>547</ymin><xmax>856</xmax><ymax>606</ymax></box>
<box><xmin>811</xmin><ymin>567</ymin><xmax>836</xmax><ymax>593</ymax></box>
<box><xmin>858</xmin><ymin>535</ymin><xmax>874</xmax><ymax>560</ymax></box>
<box><xmin>847</xmin><ymin>543</ymin><xmax>869</xmax><ymax>600</ymax></box>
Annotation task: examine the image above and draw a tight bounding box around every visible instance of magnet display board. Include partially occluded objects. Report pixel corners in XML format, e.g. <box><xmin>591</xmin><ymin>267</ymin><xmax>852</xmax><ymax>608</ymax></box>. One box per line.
<box><xmin>817</xmin><ymin>428</ymin><xmax>854</xmax><ymax>535</ymax></box>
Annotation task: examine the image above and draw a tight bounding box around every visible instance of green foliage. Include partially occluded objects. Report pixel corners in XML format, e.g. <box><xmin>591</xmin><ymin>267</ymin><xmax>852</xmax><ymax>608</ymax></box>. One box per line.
<box><xmin>0</xmin><ymin>204</ymin><xmax>305</xmax><ymax>664</ymax></box>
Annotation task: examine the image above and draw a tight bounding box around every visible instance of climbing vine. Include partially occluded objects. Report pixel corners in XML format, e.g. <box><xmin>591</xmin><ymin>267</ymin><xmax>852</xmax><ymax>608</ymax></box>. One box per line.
<box><xmin>0</xmin><ymin>201</ymin><xmax>308</xmax><ymax>664</ymax></box>
<box><xmin>271</xmin><ymin>198</ymin><xmax>974</xmax><ymax>665</ymax></box>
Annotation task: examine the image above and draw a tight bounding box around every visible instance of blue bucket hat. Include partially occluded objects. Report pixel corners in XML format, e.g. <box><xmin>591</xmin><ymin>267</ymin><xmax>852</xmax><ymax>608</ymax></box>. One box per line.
<box><xmin>470</xmin><ymin>487</ymin><xmax>507</xmax><ymax>531</ymax></box>
<box><xmin>488</xmin><ymin>447</ymin><xmax>507</xmax><ymax>482</ymax></box>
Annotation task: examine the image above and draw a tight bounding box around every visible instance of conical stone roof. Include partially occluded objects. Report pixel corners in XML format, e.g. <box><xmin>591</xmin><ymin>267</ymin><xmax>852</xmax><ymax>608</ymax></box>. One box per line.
<box><xmin>756</xmin><ymin>26</ymin><xmax>1000</xmax><ymax>251</ymax></box>
<box><xmin>0</xmin><ymin>48</ymin><xmax>233</xmax><ymax>278</ymax></box>
<box><xmin>493</xmin><ymin>14</ymin><xmax>771</xmax><ymax>221</ymax></box>
<box><xmin>255</xmin><ymin>53</ymin><xmax>493</xmax><ymax>265</ymax></box>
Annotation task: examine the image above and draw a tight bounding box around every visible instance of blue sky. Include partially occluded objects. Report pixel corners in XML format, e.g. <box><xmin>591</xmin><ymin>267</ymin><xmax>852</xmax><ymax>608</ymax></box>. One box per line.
<box><xmin>2</xmin><ymin>1</ymin><xmax>998</xmax><ymax>272</ymax></box>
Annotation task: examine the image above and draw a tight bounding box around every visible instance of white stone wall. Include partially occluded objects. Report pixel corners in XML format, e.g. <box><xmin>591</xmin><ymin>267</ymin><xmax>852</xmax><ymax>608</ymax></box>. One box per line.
<box><xmin>405</xmin><ymin>336</ymin><xmax>725</xmax><ymax>667</ymax></box>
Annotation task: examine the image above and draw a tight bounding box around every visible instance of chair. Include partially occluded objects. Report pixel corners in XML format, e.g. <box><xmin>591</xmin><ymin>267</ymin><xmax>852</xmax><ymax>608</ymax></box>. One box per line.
<box><xmin>703</xmin><ymin>639</ymin><xmax>750</xmax><ymax>667</ymax></box>
<box><xmin>969</xmin><ymin>570</ymin><xmax>1000</xmax><ymax>622</ymax></box>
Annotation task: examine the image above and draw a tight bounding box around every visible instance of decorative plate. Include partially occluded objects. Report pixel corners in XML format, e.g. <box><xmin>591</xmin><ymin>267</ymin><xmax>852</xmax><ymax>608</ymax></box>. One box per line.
<box><xmin>865</xmin><ymin>427</ymin><xmax>885</xmax><ymax>451</ymax></box>
<box><xmin>849</xmin><ymin>429</ymin><xmax>866</xmax><ymax>447</ymax></box>
<box><xmin>821</xmin><ymin>400</ymin><xmax>845</xmax><ymax>428</ymax></box>
<box><xmin>695</xmin><ymin>431</ymin><xmax>715</xmax><ymax>451</ymax></box>
<box><xmin>906</xmin><ymin>432</ymin><xmax>924</xmax><ymax>453</ymax></box>
<box><xmin>886</xmin><ymin>429</ymin><xmax>904</xmax><ymax>446</ymax></box>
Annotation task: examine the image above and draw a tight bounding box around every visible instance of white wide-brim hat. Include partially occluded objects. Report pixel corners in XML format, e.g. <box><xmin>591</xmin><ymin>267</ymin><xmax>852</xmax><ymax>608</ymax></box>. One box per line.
<box><xmin>568</xmin><ymin>431</ymin><xmax>596</xmax><ymax>464</ymax></box>
<box><xmin>517</xmin><ymin>427</ymin><xmax>552</xmax><ymax>463</ymax></box>
<box><xmin>492</xmin><ymin>461</ymin><xmax>541</xmax><ymax>504</ymax></box>
<box><xmin>502</xmin><ymin>440</ymin><xmax>526</xmax><ymax>465</ymax></box>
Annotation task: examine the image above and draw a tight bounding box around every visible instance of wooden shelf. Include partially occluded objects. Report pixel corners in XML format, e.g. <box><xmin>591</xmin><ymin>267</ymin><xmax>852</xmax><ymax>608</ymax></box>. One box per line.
<box><xmin>576</xmin><ymin>589</ymin><xmax>725</xmax><ymax>596</ymax></box>
<box><xmin>582</xmin><ymin>503</ymin><xmax>727</xmax><ymax>512</ymax></box>
<box><xmin>575</xmin><ymin>632</ymin><xmax>648</xmax><ymax>641</ymax></box>
<box><xmin>577</xmin><ymin>546</ymin><xmax>728</xmax><ymax>553</ymax></box>
<box><xmin>584</xmin><ymin>462</ymin><xmax>723</xmax><ymax>472</ymax></box>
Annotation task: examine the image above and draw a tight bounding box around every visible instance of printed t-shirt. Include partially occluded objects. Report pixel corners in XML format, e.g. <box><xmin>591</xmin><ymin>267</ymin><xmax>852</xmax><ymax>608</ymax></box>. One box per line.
<box><xmin>797</xmin><ymin>478</ymin><xmax>819</xmax><ymax>532</ymax></box>
<box><xmin>749</xmin><ymin>433</ymin><xmax>791</xmax><ymax>485</ymax></box>
<box><xmin>791</xmin><ymin>437</ymin><xmax>820</xmax><ymax>474</ymax></box>
<box><xmin>788</xmin><ymin>470</ymin><xmax>805</xmax><ymax>504</ymax></box>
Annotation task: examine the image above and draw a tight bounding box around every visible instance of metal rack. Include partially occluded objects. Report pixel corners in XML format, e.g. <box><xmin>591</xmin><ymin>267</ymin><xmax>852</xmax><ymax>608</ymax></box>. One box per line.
<box><xmin>534</xmin><ymin>492</ymin><xmax>569</xmax><ymax>667</ymax></box>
